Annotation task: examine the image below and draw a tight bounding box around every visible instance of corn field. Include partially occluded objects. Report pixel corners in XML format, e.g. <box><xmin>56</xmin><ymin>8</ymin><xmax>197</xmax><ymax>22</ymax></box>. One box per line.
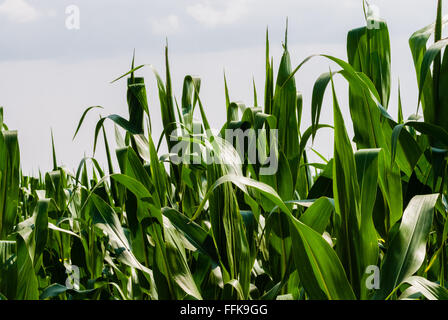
<box><xmin>1</xmin><ymin>1</ymin><xmax>448</xmax><ymax>300</ymax></box>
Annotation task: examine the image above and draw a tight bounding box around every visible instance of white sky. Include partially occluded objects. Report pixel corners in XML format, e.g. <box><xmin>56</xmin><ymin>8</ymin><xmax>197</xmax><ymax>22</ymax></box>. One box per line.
<box><xmin>0</xmin><ymin>0</ymin><xmax>442</xmax><ymax>175</ymax></box>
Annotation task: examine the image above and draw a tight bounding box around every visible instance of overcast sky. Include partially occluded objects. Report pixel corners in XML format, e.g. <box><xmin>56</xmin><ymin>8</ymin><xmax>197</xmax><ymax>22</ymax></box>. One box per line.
<box><xmin>0</xmin><ymin>0</ymin><xmax>442</xmax><ymax>175</ymax></box>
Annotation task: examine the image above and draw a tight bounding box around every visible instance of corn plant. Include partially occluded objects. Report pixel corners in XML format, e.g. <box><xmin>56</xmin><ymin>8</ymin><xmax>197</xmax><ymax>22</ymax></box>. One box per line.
<box><xmin>1</xmin><ymin>1</ymin><xmax>448</xmax><ymax>300</ymax></box>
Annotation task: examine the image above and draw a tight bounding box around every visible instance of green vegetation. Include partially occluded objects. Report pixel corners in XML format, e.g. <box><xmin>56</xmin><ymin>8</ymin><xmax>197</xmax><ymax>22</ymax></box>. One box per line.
<box><xmin>1</xmin><ymin>1</ymin><xmax>448</xmax><ymax>300</ymax></box>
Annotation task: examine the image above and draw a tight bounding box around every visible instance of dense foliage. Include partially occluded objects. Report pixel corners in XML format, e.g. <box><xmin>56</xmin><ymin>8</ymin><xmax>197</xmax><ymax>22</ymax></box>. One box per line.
<box><xmin>1</xmin><ymin>1</ymin><xmax>448</xmax><ymax>300</ymax></box>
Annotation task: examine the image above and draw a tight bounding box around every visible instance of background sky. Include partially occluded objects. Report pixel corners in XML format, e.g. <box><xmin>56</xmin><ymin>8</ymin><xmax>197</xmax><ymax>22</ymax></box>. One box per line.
<box><xmin>0</xmin><ymin>0</ymin><xmax>443</xmax><ymax>175</ymax></box>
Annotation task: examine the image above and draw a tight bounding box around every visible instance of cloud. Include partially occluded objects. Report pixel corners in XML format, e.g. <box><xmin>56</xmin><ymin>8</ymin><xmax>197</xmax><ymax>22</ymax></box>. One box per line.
<box><xmin>150</xmin><ymin>14</ymin><xmax>181</xmax><ymax>35</ymax></box>
<box><xmin>187</xmin><ymin>0</ymin><xmax>252</xmax><ymax>27</ymax></box>
<box><xmin>0</xmin><ymin>0</ymin><xmax>40</xmax><ymax>23</ymax></box>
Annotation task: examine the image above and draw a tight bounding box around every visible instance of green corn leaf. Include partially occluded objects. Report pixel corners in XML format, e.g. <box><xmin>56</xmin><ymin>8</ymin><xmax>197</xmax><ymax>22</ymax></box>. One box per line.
<box><xmin>72</xmin><ymin>106</ymin><xmax>103</xmax><ymax>140</ymax></box>
<box><xmin>192</xmin><ymin>173</ymin><xmax>355</xmax><ymax>300</ymax></box>
<box><xmin>0</xmin><ymin>130</ymin><xmax>20</xmax><ymax>240</ymax></box>
<box><xmin>418</xmin><ymin>38</ymin><xmax>448</xmax><ymax>113</ymax></box>
<box><xmin>162</xmin><ymin>207</ymin><xmax>219</xmax><ymax>265</ymax></box>
<box><xmin>401</xmin><ymin>276</ymin><xmax>448</xmax><ymax>300</ymax></box>
<box><xmin>16</xmin><ymin>235</ymin><xmax>39</xmax><ymax>300</ymax></box>
<box><xmin>375</xmin><ymin>194</ymin><xmax>439</xmax><ymax>299</ymax></box>
<box><xmin>299</xmin><ymin>197</ymin><xmax>334</xmax><ymax>234</ymax></box>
